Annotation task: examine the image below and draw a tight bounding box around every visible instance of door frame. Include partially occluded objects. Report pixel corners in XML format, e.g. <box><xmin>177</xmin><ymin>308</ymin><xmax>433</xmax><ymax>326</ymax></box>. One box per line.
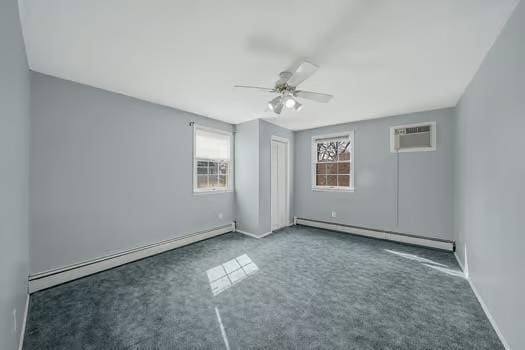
<box><xmin>270</xmin><ymin>135</ymin><xmax>291</xmax><ymax>231</ymax></box>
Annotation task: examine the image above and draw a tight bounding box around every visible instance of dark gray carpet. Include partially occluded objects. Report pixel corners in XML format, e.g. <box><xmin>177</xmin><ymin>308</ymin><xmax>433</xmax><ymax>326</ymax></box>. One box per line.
<box><xmin>24</xmin><ymin>226</ymin><xmax>503</xmax><ymax>349</ymax></box>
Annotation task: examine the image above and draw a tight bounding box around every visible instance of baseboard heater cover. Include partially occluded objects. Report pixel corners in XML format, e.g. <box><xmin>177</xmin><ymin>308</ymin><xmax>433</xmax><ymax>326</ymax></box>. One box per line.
<box><xmin>296</xmin><ymin>218</ymin><xmax>454</xmax><ymax>251</ymax></box>
<box><xmin>28</xmin><ymin>223</ymin><xmax>234</xmax><ymax>293</ymax></box>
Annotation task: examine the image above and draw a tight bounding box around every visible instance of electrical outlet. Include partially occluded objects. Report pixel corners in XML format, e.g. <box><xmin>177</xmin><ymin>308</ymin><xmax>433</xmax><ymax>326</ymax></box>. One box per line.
<box><xmin>331</xmin><ymin>211</ymin><xmax>337</xmax><ymax>218</ymax></box>
<box><xmin>12</xmin><ymin>309</ymin><xmax>17</xmax><ymax>333</ymax></box>
<box><xmin>218</xmin><ymin>213</ymin><xmax>223</xmax><ymax>220</ymax></box>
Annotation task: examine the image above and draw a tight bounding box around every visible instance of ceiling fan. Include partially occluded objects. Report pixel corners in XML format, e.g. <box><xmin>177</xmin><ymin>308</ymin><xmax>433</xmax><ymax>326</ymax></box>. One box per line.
<box><xmin>234</xmin><ymin>61</ymin><xmax>333</xmax><ymax>114</ymax></box>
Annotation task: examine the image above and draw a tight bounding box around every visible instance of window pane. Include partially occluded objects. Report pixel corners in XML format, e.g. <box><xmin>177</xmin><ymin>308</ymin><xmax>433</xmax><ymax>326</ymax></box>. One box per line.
<box><xmin>218</xmin><ymin>175</ymin><xmax>227</xmax><ymax>187</ymax></box>
<box><xmin>339</xmin><ymin>141</ymin><xmax>350</xmax><ymax>161</ymax></box>
<box><xmin>326</xmin><ymin>163</ymin><xmax>337</xmax><ymax>174</ymax></box>
<box><xmin>197</xmin><ymin>167</ymin><xmax>208</xmax><ymax>175</ymax></box>
<box><xmin>219</xmin><ymin>162</ymin><xmax>228</xmax><ymax>175</ymax></box>
<box><xmin>338</xmin><ymin>151</ymin><xmax>350</xmax><ymax>161</ymax></box>
<box><xmin>197</xmin><ymin>175</ymin><xmax>209</xmax><ymax>188</ymax></box>
<box><xmin>317</xmin><ymin>144</ymin><xmax>325</xmax><ymax>162</ymax></box>
<box><xmin>316</xmin><ymin>175</ymin><xmax>327</xmax><ymax>186</ymax></box>
<box><xmin>316</xmin><ymin>163</ymin><xmax>326</xmax><ymax>174</ymax></box>
<box><xmin>338</xmin><ymin>141</ymin><xmax>349</xmax><ymax>153</ymax></box>
<box><xmin>338</xmin><ymin>162</ymin><xmax>350</xmax><ymax>174</ymax></box>
<box><xmin>327</xmin><ymin>175</ymin><xmax>337</xmax><ymax>186</ymax></box>
<box><xmin>197</xmin><ymin>160</ymin><xmax>209</xmax><ymax>167</ymax></box>
<box><xmin>209</xmin><ymin>162</ymin><xmax>218</xmax><ymax>175</ymax></box>
<box><xmin>209</xmin><ymin>175</ymin><xmax>219</xmax><ymax>187</ymax></box>
<box><xmin>317</xmin><ymin>142</ymin><xmax>338</xmax><ymax>162</ymax></box>
<box><xmin>338</xmin><ymin>175</ymin><xmax>350</xmax><ymax>187</ymax></box>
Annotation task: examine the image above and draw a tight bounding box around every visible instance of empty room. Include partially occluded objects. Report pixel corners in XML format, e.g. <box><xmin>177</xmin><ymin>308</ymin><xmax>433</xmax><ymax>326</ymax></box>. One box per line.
<box><xmin>2</xmin><ymin>0</ymin><xmax>524</xmax><ymax>349</ymax></box>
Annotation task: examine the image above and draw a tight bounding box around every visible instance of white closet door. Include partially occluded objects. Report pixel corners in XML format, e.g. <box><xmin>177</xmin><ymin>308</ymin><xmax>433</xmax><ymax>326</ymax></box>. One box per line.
<box><xmin>271</xmin><ymin>139</ymin><xmax>288</xmax><ymax>231</ymax></box>
<box><xmin>271</xmin><ymin>141</ymin><xmax>279</xmax><ymax>230</ymax></box>
<box><xmin>277</xmin><ymin>142</ymin><xmax>287</xmax><ymax>227</ymax></box>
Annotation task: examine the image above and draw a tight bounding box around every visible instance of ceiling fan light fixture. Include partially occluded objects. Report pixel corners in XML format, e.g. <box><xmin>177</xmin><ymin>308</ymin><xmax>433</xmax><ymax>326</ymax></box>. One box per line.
<box><xmin>273</xmin><ymin>102</ymin><xmax>284</xmax><ymax>114</ymax></box>
<box><xmin>268</xmin><ymin>96</ymin><xmax>284</xmax><ymax>114</ymax></box>
<box><xmin>268</xmin><ymin>96</ymin><xmax>281</xmax><ymax>112</ymax></box>
<box><xmin>285</xmin><ymin>96</ymin><xmax>296</xmax><ymax>108</ymax></box>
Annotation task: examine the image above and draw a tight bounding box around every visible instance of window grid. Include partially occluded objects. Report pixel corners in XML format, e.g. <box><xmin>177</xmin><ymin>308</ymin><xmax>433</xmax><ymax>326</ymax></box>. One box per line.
<box><xmin>195</xmin><ymin>159</ymin><xmax>231</xmax><ymax>191</ymax></box>
<box><xmin>312</xmin><ymin>132</ymin><xmax>354</xmax><ymax>191</ymax></box>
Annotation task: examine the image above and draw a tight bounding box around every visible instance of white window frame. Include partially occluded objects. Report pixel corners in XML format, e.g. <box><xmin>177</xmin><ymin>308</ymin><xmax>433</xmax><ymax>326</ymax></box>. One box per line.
<box><xmin>311</xmin><ymin>130</ymin><xmax>355</xmax><ymax>192</ymax></box>
<box><xmin>193</xmin><ymin>125</ymin><xmax>234</xmax><ymax>194</ymax></box>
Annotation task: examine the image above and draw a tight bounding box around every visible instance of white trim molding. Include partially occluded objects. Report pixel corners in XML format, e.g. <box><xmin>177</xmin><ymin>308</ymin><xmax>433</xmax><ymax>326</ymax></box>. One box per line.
<box><xmin>271</xmin><ymin>135</ymin><xmax>289</xmax><ymax>144</ymax></box>
<box><xmin>236</xmin><ymin>230</ymin><xmax>273</xmax><ymax>239</ymax></box>
<box><xmin>454</xmin><ymin>252</ymin><xmax>465</xmax><ymax>271</ymax></box>
<box><xmin>296</xmin><ymin>218</ymin><xmax>454</xmax><ymax>251</ymax></box>
<box><xmin>28</xmin><ymin>224</ymin><xmax>233</xmax><ymax>293</ymax></box>
<box><xmin>454</xmin><ymin>254</ymin><xmax>510</xmax><ymax>350</ymax></box>
<box><xmin>237</xmin><ymin>220</ymin><xmax>295</xmax><ymax>239</ymax></box>
<box><xmin>18</xmin><ymin>294</ymin><xmax>29</xmax><ymax>350</ymax></box>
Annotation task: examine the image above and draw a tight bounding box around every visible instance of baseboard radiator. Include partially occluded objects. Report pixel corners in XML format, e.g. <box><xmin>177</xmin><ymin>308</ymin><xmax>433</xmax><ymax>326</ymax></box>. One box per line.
<box><xmin>28</xmin><ymin>223</ymin><xmax>234</xmax><ymax>293</ymax></box>
<box><xmin>296</xmin><ymin>218</ymin><xmax>454</xmax><ymax>252</ymax></box>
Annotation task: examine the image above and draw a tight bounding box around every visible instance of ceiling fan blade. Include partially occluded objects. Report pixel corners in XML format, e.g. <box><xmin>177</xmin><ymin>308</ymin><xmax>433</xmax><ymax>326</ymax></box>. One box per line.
<box><xmin>294</xmin><ymin>90</ymin><xmax>333</xmax><ymax>103</ymax></box>
<box><xmin>286</xmin><ymin>61</ymin><xmax>319</xmax><ymax>87</ymax></box>
<box><xmin>259</xmin><ymin>114</ymin><xmax>279</xmax><ymax>119</ymax></box>
<box><xmin>234</xmin><ymin>85</ymin><xmax>275</xmax><ymax>92</ymax></box>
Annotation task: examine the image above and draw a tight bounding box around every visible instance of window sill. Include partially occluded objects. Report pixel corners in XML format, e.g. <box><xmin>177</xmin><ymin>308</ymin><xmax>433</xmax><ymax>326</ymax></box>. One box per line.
<box><xmin>312</xmin><ymin>187</ymin><xmax>355</xmax><ymax>193</ymax></box>
<box><xmin>193</xmin><ymin>189</ymin><xmax>233</xmax><ymax>195</ymax></box>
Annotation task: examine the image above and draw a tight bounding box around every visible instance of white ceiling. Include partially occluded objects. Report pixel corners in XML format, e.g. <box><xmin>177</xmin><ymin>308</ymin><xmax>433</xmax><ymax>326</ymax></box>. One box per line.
<box><xmin>19</xmin><ymin>0</ymin><xmax>518</xmax><ymax>130</ymax></box>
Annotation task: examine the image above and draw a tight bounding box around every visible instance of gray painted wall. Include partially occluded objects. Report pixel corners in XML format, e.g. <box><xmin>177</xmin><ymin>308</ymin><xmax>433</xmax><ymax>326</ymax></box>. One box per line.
<box><xmin>259</xmin><ymin>120</ymin><xmax>295</xmax><ymax>233</ymax></box>
<box><xmin>454</xmin><ymin>1</ymin><xmax>524</xmax><ymax>348</ymax></box>
<box><xmin>234</xmin><ymin>119</ymin><xmax>295</xmax><ymax>235</ymax></box>
<box><xmin>294</xmin><ymin>108</ymin><xmax>454</xmax><ymax>240</ymax></box>
<box><xmin>0</xmin><ymin>0</ymin><xmax>30</xmax><ymax>348</ymax></box>
<box><xmin>30</xmin><ymin>72</ymin><xmax>234</xmax><ymax>273</ymax></box>
<box><xmin>234</xmin><ymin>119</ymin><xmax>260</xmax><ymax>234</ymax></box>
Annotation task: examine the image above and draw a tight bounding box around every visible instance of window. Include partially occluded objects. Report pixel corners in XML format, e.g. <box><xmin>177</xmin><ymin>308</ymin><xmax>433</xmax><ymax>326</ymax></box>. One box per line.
<box><xmin>312</xmin><ymin>131</ymin><xmax>354</xmax><ymax>191</ymax></box>
<box><xmin>194</xmin><ymin>126</ymin><xmax>233</xmax><ymax>193</ymax></box>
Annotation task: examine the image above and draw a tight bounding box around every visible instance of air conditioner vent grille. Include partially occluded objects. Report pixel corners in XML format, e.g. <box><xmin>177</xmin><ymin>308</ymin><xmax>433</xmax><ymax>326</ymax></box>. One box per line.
<box><xmin>407</xmin><ymin>126</ymin><xmax>430</xmax><ymax>134</ymax></box>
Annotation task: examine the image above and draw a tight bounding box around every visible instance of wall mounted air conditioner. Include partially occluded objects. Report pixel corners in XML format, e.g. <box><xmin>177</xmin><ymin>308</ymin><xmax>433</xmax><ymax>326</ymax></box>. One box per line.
<box><xmin>390</xmin><ymin>121</ymin><xmax>436</xmax><ymax>153</ymax></box>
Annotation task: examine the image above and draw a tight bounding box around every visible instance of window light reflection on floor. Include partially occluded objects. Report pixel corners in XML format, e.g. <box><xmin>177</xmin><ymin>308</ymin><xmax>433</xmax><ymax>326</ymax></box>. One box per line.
<box><xmin>206</xmin><ymin>254</ymin><xmax>259</xmax><ymax>296</ymax></box>
<box><xmin>384</xmin><ymin>249</ymin><xmax>464</xmax><ymax>278</ymax></box>
<box><xmin>384</xmin><ymin>249</ymin><xmax>448</xmax><ymax>267</ymax></box>
<box><xmin>423</xmin><ymin>263</ymin><xmax>465</xmax><ymax>278</ymax></box>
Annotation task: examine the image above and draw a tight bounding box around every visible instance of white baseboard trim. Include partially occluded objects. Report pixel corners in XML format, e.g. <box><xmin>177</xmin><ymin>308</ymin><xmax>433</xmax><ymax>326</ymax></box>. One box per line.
<box><xmin>236</xmin><ymin>229</ymin><xmax>273</xmax><ymax>239</ymax></box>
<box><xmin>28</xmin><ymin>224</ymin><xmax>233</xmax><ymax>293</ymax></box>
<box><xmin>454</xmin><ymin>254</ymin><xmax>510</xmax><ymax>350</ymax></box>
<box><xmin>18</xmin><ymin>294</ymin><xmax>29</xmax><ymax>350</ymax></box>
<box><xmin>236</xmin><ymin>221</ymin><xmax>294</xmax><ymax>239</ymax></box>
<box><xmin>454</xmin><ymin>252</ymin><xmax>465</xmax><ymax>272</ymax></box>
<box><xmin>296</xmin><ymin>218</ymin><xmax>454</xmax><ymax>251</ymax></box>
